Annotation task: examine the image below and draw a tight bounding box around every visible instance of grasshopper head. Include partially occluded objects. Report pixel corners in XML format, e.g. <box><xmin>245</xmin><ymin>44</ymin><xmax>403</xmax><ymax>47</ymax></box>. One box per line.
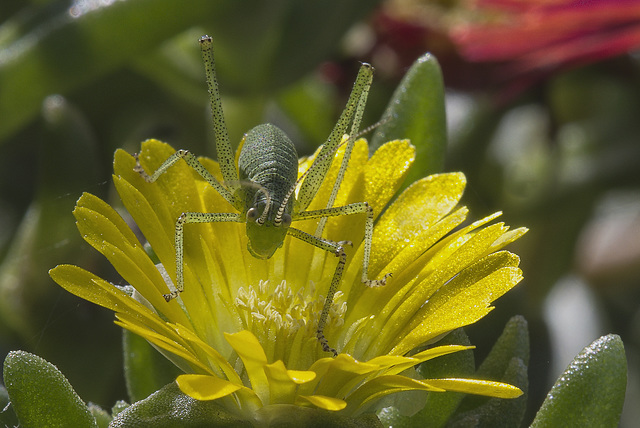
<box><xmin>245</xmin><ymin>208</ymin><xmax>291</xmax><ymax>259</ymax></box>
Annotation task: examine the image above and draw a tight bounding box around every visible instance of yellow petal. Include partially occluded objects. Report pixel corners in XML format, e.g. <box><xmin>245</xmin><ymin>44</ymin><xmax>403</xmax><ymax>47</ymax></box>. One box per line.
<box><xmin>391</xmin><ymin>261</ymin><xmax>523</xmax><ymax>355</ymax></box>
<box><xmin>295</xmin><ymin>395</ymin><xmax>347</xmax><ymax>411</ymax></box>
<box><xmin>372</xmin><ymin>222</ymin><xmax>511</xmax><ymax>355</ymax></box>
<box><xmin>286</xmin><ymin>370</ymin><xmax>316</xmax><ymax>384</ymax></box>
<box><xmin>115</xmin><ymin>316</ymin><xmax>212</xmax><ymax>374</ymax></box>
<box><xmin>176</xmin><ymin>374</ymin><xmax>242</xmax><ymax>401</ymax></box>
<box><xmin>225</xmin><ymin>331</ymin><xmax>270</xmax><ymax>403</ymax></box>
<box><xmin>111</xmin><ymin>174</ymin><xmax>174</xmax><ymax>270</ymax></box>
<box><xmin>116</xmin><ymin>142</ymin><xmax>220</xmax><ymax>291</ymax></box>
<box><xmin>343</xmin><ymin>207</ymin><xmax>469</xmax><ymax>328</ymax></box>
<box><xmin>50</xmin><ymin>264</ymin><xmax>130</xmax><ymax>313</ymax></box>
<box><xmin>264</xmin><ymin>360</ymin><xmax>298</xmax><ymax>405</ymax></box>
<box><xmin>363</xmin><ymin>139</ymin><xmax>415</xmax><ymax>216</ymax></box>
<box><xmin>369</xmin><ymin>173</ymin><xmax>466</xmax><ymax>277</ymax></box>
<box><xmin>346</xmin><ymin>375</ymin><xmax>446</xmax><ymax>411</ymax></box>
<box><xmin>306</xmin><ymin>354</ymin><xmax>383</xmax><ymax>400</ymax></box>
<box><xmin>489</xmin><ymin>227</ymin><xmax>529</xmax><ymax>253</ymax></box>
<box><xmin>172</xmin><ymin>324</ymin><xmax>242</xmax><ymax>385</ymax></box>
<box><xmin>49</xmin><ymin>265</ymin><xmax>179</xmax><ymax>333</ymax></box>
<box><xmin>424</xmin><ymin>378</ymin><xmax>523</xmax><ymax>398</ymax></box>
<box><xmin>369</xmin><ymin>345</ymin><xmax>474</xmax><ymax>377</ymax></box>
<box><xmin>76</xmin><ymin>192</ymin><xmax>140</xmax><ymax>247</ymax></box>
<box><xmin>305</xmin><ymin>137</ymin><xmax>369</xmax><ymax>215</ymax></box>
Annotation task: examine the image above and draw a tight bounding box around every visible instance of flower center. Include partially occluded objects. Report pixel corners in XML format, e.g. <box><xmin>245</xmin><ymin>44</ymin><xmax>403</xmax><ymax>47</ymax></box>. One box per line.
<box><xmin>235</xmin><ymin>280</ymin><xmax>346</xmax><ymax>351</ymax></box>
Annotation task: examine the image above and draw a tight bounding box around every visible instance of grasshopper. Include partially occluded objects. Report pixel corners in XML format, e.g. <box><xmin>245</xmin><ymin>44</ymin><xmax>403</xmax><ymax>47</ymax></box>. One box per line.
<box><xmin>134</xmin><ymin>35</ymin><xmax>390</xmax><ymax>356</ymax></box>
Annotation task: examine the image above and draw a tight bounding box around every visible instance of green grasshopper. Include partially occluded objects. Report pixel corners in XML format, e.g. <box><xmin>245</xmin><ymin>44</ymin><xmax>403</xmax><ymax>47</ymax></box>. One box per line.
<box><xmin>134</xmin><ymin>35</ymin><xmax>390</xmax><ymax>356</ymax></box>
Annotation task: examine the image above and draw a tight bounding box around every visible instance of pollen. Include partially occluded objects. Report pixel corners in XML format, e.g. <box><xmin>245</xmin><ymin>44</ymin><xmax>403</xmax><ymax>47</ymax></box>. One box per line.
<box><xmin>235</xmin><ymin>280</ymin><xmax>346</xmax><ymax>348</ymax></box>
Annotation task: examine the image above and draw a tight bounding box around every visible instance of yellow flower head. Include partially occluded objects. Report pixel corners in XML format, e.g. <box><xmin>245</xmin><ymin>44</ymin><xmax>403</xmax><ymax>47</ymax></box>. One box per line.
<box><xmin>50</xmin><ymin>136</ymin><xmax>526</xmax><ymax>420</ymax></box>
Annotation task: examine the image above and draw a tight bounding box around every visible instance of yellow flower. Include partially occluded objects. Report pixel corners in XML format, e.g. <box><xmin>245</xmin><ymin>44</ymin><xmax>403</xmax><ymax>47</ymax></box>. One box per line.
<box><xmin>50</xmin><ymin>137</ymin><xmax>526</xmax><ymax>420</ymax></box>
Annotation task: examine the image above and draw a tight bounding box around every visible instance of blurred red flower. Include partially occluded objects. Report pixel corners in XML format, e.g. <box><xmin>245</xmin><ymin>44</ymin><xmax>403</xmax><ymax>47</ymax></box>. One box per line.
<box><xmin>451</xmin><ymin>0</ymin><xmax>640</xmax><ymax>76</ymax></box>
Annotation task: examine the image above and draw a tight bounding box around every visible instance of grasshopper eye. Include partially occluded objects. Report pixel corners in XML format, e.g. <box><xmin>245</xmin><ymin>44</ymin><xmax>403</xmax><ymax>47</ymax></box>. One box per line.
<box><xmin>281</xmin><ymin>213</ymin><xmax>292</xmax><ymax>227</ymax></box>
<box><xmin>246</xmin><ymin>207</ymin><xmax>259</xmax><ymax>222</ymax></box>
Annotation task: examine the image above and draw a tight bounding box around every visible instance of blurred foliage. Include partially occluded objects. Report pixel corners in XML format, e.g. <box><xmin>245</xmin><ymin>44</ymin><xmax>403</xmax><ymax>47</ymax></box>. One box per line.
<box><xmin>0</xmin><ymin>0</ymin><xmax>638</xmax><ymax>426</ymax></box>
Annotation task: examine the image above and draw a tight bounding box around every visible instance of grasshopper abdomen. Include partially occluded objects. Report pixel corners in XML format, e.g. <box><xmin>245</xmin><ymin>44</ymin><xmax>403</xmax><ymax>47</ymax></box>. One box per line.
<box><xmin>238</xmin><ymin>124</ymin><xmax>298</xmax><ymax>259</ymax></box>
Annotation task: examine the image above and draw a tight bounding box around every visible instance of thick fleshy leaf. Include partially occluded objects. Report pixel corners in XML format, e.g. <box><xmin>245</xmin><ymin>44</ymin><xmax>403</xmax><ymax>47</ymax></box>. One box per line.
<box><xmin>477</xmin><ymin>315</ymin><xmax>530</xmax><ymax>379</ymax></box>
<box><xmin>371</xmin><ymin>53</ymin><xmax>447</xmax><ymax>183</ymax></box>
<box><xmin>3</xmin><ymin>351</ymin><xmax>97</xmax><ymax>428</ymax></box>
<box><xmin>446</xmin><ymin>358</ymin><xmax>528</xmax><ymax>427</ymax></box>
<box><xmin>530</xmin><ymin>334</ymin><xmax>626</xmax><ymax>427</ymax></box>
<box><xmin>255</xmin><ymin>405</ymin><xmax>383</xmax><ymax>427</ymax></box>
<box><xmin>88</xmin><ymin>403</ymin><xmax>112</xmax><ymax>428</ymax></box>
<box><xmin>110</xmin><ymin>382</ymin><xmax>252</xmax><ymax>428</ymax></box>
<box><xmin>455</xmin><ymin>315</ymin><xmax>529</xmax><ymax>419</ymax></box>
<box><xmin>399</xmin><ymin>329</ymin><xmax>475</xmax><ymax>428</ymax></box>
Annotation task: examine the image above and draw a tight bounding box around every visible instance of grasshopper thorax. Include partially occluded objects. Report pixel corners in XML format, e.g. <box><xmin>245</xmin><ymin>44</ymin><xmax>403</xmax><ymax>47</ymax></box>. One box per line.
<box><xmin>245</xmin><ymin>204</ymin><xmax>292</xmax><ymax>259</ymax></box>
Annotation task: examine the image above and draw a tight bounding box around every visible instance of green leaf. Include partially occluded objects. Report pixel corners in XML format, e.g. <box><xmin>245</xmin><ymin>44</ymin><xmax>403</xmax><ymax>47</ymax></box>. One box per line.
<box><xmin>416</xmin><ymin>329</ymin><xmax>475</xmax><ymax>427</ymax></box>
<box><xmin>476</xmin><ymin>315</ymin><xmax>530</xmax><ymax>377</ymax></box>
<box><xmin>371</xmin><ymin>52</ymin><xmax>447</xmax><ymax>183</ymax></box>
<box><xmin>530</xmin><ymin>334</ymin><xmax>627</xmax><ymax>428</ymax></box>
<box><xmin>456</xmin><ymin>315</ymin><xmax>529</xmax><ymax>415</ymax></box>
<box><xmin>109</xmin><ymin>382</ymin><xmax>251</xmax><ymax>428</ymax></box>
<box><xmin>111</xmin><ymin>400</ymin><xmax>130</xmax><ymax>418</ymax></box>
<box><xmin>123</xmin><ymin>329</ymin><xmax>183</xmax><ymax>402</ymax></box>
<box><xmin>88</xmin><ymin>403</ymin><xmax>112</xmax><ymax>428</ymax></box>
<box><xmin>255</xmin><ymin>407</ymin><xmax>383</xmax><ymax>428</ymax></box>
<box><xmin>111</xmin><ymin>382</ymin><xmax>382</xmax><ymax>427</ymax></box>
<box><xmin>3</xmin><ymin>350</ymin><xmax>97</xmax><ymax>428</ymax></box>
<box><xmin>277</xmin><ymin>75</ymin><xmax>338</xmax><ymax>149</ymax></box>
<box><xmin>447</xmin><ymin>358</ymin><xmax>528</xmax><ymax>428</ymax></box>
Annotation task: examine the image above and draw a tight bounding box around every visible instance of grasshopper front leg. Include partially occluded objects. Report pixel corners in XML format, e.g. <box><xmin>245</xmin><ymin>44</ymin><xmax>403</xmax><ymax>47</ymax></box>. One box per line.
<box><xmin>134</xmin><ymin>150</ymin><xmax>237</xmax><ymax>207</ymax></box>
<box><xmin>287</xmin><ymin>228</ymin><xmax>350</xmax><ymax>356</ymax></box>
<box><xmin>166</xmin><ymin>212</ymin><xmax>242</xmax><ymax>301</ymax></box>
